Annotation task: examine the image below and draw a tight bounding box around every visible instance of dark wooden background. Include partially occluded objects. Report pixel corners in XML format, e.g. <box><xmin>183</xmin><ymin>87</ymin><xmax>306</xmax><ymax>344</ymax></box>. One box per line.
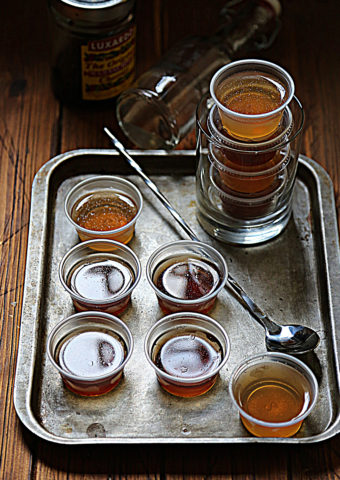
<box><xmin>1</xmin><ymin>0</ymin><xmax>340</xmax><ymax>478</ymax></box>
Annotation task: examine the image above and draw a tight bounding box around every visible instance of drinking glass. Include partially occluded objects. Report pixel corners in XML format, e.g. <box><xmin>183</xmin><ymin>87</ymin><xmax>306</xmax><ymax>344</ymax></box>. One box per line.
<box><xmin>146</xmin><ymin>240</ymin><xmax>228</xmax><ymax>314</ymax></box>
<box><xmin>196</xmin><ymin>93</ymin><xmax>304</xmax><ymax>245</ymax></box>
<box><xmin>59</xmin><ymin>239</ymin><xmax>141</xmax><ymax>316</ymax></box>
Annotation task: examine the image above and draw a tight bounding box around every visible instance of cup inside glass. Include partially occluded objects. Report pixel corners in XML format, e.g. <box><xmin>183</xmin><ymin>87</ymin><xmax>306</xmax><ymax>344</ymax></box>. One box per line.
<box><xmin>59</xmin><ymin>239</ymin><xmax>141</xmax><ymax>316</ymax></box>
<box><xmin>229</xmin><ymin>352</ymin><xmax>318</xmax><ymax>437</ymax></box>
<box><xmin>209</xmin><ymin>141</ymin><xmax>290</xmax><ymax>195</ymax></box>
<box><xmin>65</xmin><ymin>175</ymin><xmax>143</xmax><ymax>244</ymax></box>
<box><xmin>144</xmin><ymin>312</ymin><xmax>230</xmax><ymax>397</ymax></box>
<box><xmin>209</xmin><ymin>164</ymin><xmax>286</xmax><ymax>220</ymax></box>
<box><xmin>210</xmin><ymin>59</ymin><xmax>295</xmax><ymax>142</ymax></box>
<box><xmin>146</xmin><ymin>240</ymin><xmax>228</xmax><ymax>314</ymax></box>
<box><xmin>47</xmin><ymin>311</ymin><xmax>133</xmax><ymax>396</ymax></box>
<box><xmin>195</xmin><ymin>92</ymin><xmax>304</xmax><ymax>245</ymax></box>
<box><xmin>208</xmin><ymin>103</ymin><xmax>293</xmax><ymax>167</ymax></box>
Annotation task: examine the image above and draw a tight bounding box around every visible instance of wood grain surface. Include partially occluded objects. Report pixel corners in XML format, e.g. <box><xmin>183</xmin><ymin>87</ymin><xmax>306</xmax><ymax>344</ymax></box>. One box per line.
<box><xmin>1</xmin><ymin>0</ymin><xmax>339</xmax><ymax>479</ymax></box>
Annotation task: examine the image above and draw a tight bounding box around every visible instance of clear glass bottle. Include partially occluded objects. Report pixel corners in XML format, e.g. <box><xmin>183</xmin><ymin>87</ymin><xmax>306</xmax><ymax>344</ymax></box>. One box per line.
<box><xmin>116</xmin><ymin>0</ymin><xmax>281</xmax><ymax>149</ymax></box>
<box><xmin>48</xmin><ymin>0</ymin><xmax>136</xmax><ymax>105</ymax></box>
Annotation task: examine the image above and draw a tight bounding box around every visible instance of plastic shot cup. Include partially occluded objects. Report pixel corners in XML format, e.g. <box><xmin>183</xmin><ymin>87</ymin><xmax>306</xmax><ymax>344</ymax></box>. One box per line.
<box><xmin>47</xmin><ymin>311</ymin><xmax>133</xmax><ymax>396</ymax></box>
<box><xmin>208</xmin><ymin>103</ymin><xmax>293</xmax><ymax>167</ymax></box>
<box><xmin>65</xmin><ymin>175</ymin><xmax>143</xmax><ymax>244</ymax></box>
<box><xmin>209</xmin><ymin>142</ymin><xmax>290</xmax><ymax>195</ymax></box>
<box><xmin>209</xmin><ymin>164</ymin><xmax>286</xmax><ymax>220</ymax></box>
<box><xmin>144</xmin><ymin>312</ymin><xmax>230</xmax><ymax>397</ymax></box>
<box><xmin>229</xmin><ymin>352</ymin><xmax>318</xmax><ymax>438</ymax></box>
<box><xmin>146</xmin><ymin>240</ymin><xmax>228</xmax><ymax>314</ymax></box>
<box><xmin>59</xmin><ymin>239</ymin><xmax>141</xmax><ymax>316</ymax></box>
<box><xmin>210</xmin><ymin>59</ymin><xmax>295</xmax><ymax>142</ymax></box>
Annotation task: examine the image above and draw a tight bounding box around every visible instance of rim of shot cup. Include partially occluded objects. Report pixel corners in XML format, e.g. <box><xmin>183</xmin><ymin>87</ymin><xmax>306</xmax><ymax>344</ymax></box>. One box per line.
<box><xmin>210</xmin><ymin>59</ymin><xmax>295</xmax><ymax>121</ymax></box>
<box><xmin>64</xmin><ymin>175</ymin><xmax>143</xmax><ymax>239</ymax></box>
<box><xmin>228</xmin><ymin>352</ymin><xmax>318</xmax><ymax>429</ymax></box>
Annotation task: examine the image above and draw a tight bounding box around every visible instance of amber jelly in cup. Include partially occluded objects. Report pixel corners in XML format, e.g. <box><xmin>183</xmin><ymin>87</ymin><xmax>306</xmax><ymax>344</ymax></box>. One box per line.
<box><xmin>146</xmin><ymin>240</ymin><xmax>228</xmax><ymax>314</ymax></box>
<box><xmin>209</xmin><ymin>163</ymin><xmax>286</xmax><ymax>221</ymax></box>
<box><xmin>209</xmin><ymin>140</ymin><xmax>290</xmax><ymax>195</ymax></box>
<box><xmin>229</xmin><ymin>352</ymin><xmax>318</xmax><ymax>438</ymax></box>
<box><xmin>65</xmin><ymin>175</ymin><xmax>143</xmax><ymax>244</ymax></box>
<box><xmin>59</xmin><ymin>239</ymin><xmax>141</xmax><ymax>316</ymax></box>
<box><xmin>145</xmin><ymin>312</ymin><xmax>230</xmax><ymax>397</ymax></box>
<box><xmin>47</xmin><ymin>311</ymin><xmax>133</xmax><ymax>396</ymax></box>
<box><xmin>210</xmin><ymin>59</ymin><xmax>295</xmax><ymax>142</ymax></box>
<box><xmin>208</xmin><ymin>102</ymin><xmax>293</xmax><ymax>168</ymax></box>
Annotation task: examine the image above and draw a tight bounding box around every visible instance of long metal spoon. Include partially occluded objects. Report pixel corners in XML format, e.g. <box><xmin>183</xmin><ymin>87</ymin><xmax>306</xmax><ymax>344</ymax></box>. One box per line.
<box><xmin>104</xmin><ymin>127</ymin><xmax>320</xmax><ymax>354</ymax></box>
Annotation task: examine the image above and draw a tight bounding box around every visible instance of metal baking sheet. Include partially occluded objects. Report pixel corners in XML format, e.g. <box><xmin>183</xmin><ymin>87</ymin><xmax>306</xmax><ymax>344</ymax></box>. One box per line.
<box><xmin>14</xmin><ymin>149</ymin><xmax>340</xmax><ymax>444</ymax></box>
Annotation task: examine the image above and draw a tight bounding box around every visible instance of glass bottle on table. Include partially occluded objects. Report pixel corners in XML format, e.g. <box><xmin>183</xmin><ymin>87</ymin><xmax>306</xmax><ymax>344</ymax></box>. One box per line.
<box><xmin>116</xmin><ymin>0</ymin><xmax>282</xmax><ymax>149</ymax></box>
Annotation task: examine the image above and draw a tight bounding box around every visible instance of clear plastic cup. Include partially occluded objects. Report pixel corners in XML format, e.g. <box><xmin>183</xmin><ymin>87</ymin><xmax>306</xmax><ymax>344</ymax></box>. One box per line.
<box><xmin>209</xmin><ymin>142</ymin><xmax>290</xmax><ymax>195</ymax></box>
<box><xmin>208</xmin><ymin>103</ymin><xmax>293</xmax><ymax>167</ymax></box>
<box><xmin>210</xmin><ymin>59</ymin><xmax>295</xmax><ymax>142</ymax></box>
<box><xmin>146</xmin><ymin>240</ymin><xmax>228</xmax><ymax>314</ymax></box>
<box><xmin>144</xmin><ymin>312</ymin><xmax>230</xmax><ymax>397</ymax></box>
<box><xmin>59</xmin><ymin>239</ymin><xmax>141</xmax><ymax>316</ymax></box>
<box><xmin>209</xmin><ymin>163</ymin><xmax>286</xmax><ymax>220</ymax></box>
<box><xmin>65</xmin><ymin>175</ymin><xmax>143</xmax><ymax>244</ymax></box>
<box><xmin>47</xmin><ymin>311</ymin><xmax>133</xmax><ymax>396</ymax></box>
<box><xmin>229</xmin><ymin>352</ymin><xmax>318</xmax><ymax>437</ymax></box>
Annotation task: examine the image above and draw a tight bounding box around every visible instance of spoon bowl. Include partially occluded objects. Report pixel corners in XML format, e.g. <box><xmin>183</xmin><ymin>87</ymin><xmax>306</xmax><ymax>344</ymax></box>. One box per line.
<box><xmin>265</xmin><ymin>324</ymin><xmax>320</xmax><ymax>354</ymax></box>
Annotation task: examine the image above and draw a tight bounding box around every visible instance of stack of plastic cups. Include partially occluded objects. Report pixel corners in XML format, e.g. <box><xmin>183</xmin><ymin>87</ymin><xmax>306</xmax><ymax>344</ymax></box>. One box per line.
<box><xmin>195</xmin><ymin>59</ymin><xmax>304</xmax><ymax>246</ymax></box>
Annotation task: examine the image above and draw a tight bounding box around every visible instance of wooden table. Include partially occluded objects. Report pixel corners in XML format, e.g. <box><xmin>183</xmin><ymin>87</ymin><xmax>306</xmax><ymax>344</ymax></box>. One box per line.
<box><xmin>1</xmin><ymin>0</ymin><xmax>339</xmax><ymax>478</ymax></box>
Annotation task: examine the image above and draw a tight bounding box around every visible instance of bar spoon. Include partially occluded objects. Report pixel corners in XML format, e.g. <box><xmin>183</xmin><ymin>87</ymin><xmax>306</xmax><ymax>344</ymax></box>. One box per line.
<box><xmin>104</xmin><ymin>127</ymin><xmax>320</xmax><ymax>355</ymax></box>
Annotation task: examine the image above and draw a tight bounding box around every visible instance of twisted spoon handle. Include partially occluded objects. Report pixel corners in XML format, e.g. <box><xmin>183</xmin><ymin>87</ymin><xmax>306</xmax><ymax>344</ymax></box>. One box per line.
<box><xmin>104</xmin><ymin>127</ymin><xmax>281</xmax><ymax>334</ymax></box>
<box><xmin>104</xmin><ymin>129</ymin><xmax>199</xmax><ymax>243</ymax></box>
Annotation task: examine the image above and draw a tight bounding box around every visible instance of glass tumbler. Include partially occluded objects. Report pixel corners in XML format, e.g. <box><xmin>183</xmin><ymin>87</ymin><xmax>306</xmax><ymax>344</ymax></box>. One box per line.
<box><xmin>196</xmin><ymin>93</ymin><xmax>304</xmax><ymax>246</ymax></box>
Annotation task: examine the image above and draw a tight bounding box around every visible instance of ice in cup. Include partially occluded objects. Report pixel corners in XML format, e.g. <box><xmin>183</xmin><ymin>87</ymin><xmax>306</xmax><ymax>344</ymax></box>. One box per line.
<box><xmin>65</xmin><ymin>175</ymin><xmax>143</xmax><ymax>244</ymax></box>
<box><xmin>47</xmin><ymin>311</ymin><xmax>133</xmax><ymax>396</ymax></box>
<box><xmin>59</xmin><ymin>239</ymin><xmax>141</xmax><ymax>316</ymax></box>
<box><xmin>146</xmin><ymin>240</ymin><xmax>228</xmax><ymax>314</ymax></box>
<box><xmin>229</xmin><ymin>352</ymin><xmax>318</xmax><ymax>437</ymax></box>
<box><xmin>210</xmin><ymin>59</ymin><xmax>295</xmax><ymax>142</ymax></box>
<box><xmin>144</xmin><ymin>312</ymin><xmax>230</xmax><ymax>397</ymax></box>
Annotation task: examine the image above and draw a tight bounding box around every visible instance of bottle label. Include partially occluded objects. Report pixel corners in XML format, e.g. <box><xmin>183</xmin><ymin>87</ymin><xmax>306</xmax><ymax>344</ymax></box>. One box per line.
<box><xmin>81</xmin><ymin>25</ymin><xmax>136</xmax><ymax>101</ymax></box>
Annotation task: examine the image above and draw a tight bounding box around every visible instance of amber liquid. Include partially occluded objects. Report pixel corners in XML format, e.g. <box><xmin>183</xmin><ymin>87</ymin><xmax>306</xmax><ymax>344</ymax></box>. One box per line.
<box><xmin>152</xmin><ymin>329</ymin><xmax>223</xmax><ymax>397</ymax></box>
<box><xmin>218</xmin><ymin>71</ymin><xmax>287</xmax><ymax>115</ymax></box>
<box><xmin>67</xmin><ymin>255</ymin><xmax>135</xmax><ymax>315</ymax></box>
<box><xmin>236</xmin><ymin>363</ymin><xmax>311</xmax><ymax>437</ymax></box>
<box><xmin>71</xmin><ymin>190</ymin><xmax>137</xmax><ymax>232</ymax></box>
<box><xmin>216</xmin><ymin>71</ymin><xmax>288</xmax><ymax>141</ymax></box>
<box><xmin>56</xmin><ymin>329</ymin><xmax>127</xmax><ymax>396</ymax></box>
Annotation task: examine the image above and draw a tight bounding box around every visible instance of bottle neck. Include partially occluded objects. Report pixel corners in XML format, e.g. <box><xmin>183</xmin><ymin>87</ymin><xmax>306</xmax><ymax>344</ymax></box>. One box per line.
<box><xmin>215</xmin><ymin>0</ymin><xmax>280</xmax><ymax>57</ymax></box>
